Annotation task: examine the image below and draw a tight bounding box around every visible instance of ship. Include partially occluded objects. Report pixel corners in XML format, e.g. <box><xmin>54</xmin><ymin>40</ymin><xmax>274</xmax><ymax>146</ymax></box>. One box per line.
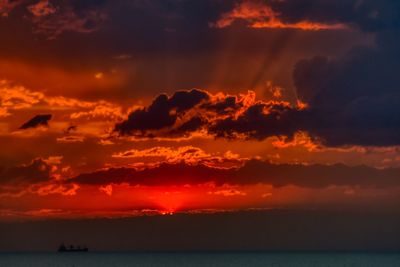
<box><xmin>58</xmin><ymin>244</ymin><xmax>88</xmax><ymax>252</ymax></box>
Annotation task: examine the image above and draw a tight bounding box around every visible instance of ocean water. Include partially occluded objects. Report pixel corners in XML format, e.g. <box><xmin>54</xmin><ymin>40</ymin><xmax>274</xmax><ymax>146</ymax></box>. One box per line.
<box><xmin>0</xmin><ymin>252</ymin><xmax>399</xmax><ymax>267</ymax></box>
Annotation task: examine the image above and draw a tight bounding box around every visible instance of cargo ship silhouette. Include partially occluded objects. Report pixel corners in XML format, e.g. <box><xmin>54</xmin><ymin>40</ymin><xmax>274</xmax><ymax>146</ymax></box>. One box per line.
<box><xmin>58</xmin><ymin>244</ymin><xmax>88</xmax><ymax>252</ymax></box>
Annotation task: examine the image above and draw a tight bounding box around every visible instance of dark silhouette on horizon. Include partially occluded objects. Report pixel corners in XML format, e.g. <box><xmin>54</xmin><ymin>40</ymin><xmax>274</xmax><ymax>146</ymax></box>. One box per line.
<box><xmin>58</xmin><ymin>243</ymin><xmax>88</xmax><ymax>252</ymax></box>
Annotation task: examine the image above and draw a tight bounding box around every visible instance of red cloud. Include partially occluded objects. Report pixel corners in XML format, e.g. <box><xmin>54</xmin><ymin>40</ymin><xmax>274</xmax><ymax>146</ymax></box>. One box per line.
<box><xmin>0</xmin><ymin>0</ymin><xmax>24</xmax><ymax>17</ymax></box>
<box><xmin>27</xmin><ymin>0</ymin><xmax>56</xmax><ymax>17</ymax></box>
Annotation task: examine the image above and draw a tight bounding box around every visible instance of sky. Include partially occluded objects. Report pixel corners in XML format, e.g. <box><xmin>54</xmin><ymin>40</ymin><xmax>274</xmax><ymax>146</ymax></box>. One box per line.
<box><xmin>1</xmin><ymin>0</ymin><xmax>400</xmax><ymax>231</ymax></box>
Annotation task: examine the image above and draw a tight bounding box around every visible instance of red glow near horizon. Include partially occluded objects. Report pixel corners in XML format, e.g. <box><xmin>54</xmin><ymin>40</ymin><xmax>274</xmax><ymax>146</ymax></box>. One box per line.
<box><xmin>150</xmin><ymin>190</ymin><xmax>188</xmax><ymax>214</ymax></box>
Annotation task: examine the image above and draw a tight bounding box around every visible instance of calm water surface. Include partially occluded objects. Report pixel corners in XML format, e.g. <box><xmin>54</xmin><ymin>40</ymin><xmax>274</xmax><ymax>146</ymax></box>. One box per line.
<box><xmin>0</xmin><ymin>252</ymin><xmax>399</xmax><ymax>267</ymax></box>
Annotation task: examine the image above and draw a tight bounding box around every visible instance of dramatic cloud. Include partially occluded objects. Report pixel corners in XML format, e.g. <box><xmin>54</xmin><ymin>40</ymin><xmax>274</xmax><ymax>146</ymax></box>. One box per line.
<box><xmin>208</xmin><ymin>101</ymin><xmax>302</xmax><ymax>140</ymax></box>
<box><xmin>19</xmin><ymin>114</ymin><xmax>52</xmax><ymax>130</ymax></box>
<box><xmin>212</xmin><ymin>1</ymin><xmax>346</xmax><ymax>31</ymax></box>
<box><xmin>70</xmin><ymin>159</ymin><xmax>400</xmax><ymax>189</ymax></box>
<box><xmin>112</xmin><ymin>0</ymin><xmax>400</xmax><ymax>147</ymax></box>
<box><xmin>111</xmin><ymin>58</ymin><xmax>400</xmax><ymax>146</ymax></box>
<box><xmin>115</xmin><ymin>89</ymin><xmax>210</xmax><ymax>136</ymax></box>
<box><xmin>114</xmin><ymin>89</ymin><xmax>305</xmax><ymax>140</ymax></box>
<box><xmin>1</xmin><ymin>0</ymin><xmax>400</xmax><ymax>222</ymax></box>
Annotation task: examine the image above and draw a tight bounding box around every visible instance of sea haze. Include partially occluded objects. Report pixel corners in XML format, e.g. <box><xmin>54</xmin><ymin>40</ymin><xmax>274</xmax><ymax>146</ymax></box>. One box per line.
<box><xmin>0</xmin><ymin>252</ymin><xmax>400</xmax><ymax>267</ymax></box>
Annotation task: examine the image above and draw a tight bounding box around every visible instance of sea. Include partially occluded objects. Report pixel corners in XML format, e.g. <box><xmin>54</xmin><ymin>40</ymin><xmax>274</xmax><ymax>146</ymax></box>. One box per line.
<box><xmin>0</xmin><ymin>252</ymin><xmax>399</xmax><ymax>267</ymax></box>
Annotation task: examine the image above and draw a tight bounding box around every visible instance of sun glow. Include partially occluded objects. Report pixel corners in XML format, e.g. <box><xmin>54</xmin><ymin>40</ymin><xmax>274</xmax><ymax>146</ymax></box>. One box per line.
<box><xmin>147</xmin><ymin>188</ymin><xmax>190</xmax><ymax>214</ymax></box>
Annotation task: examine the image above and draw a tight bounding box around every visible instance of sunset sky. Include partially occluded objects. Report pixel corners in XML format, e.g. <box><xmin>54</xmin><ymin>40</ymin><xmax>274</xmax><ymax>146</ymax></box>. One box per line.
<box><xmin>1</xmin><ymin>0</ymin><xmax>400</xmax><ymax>223</ymax></box>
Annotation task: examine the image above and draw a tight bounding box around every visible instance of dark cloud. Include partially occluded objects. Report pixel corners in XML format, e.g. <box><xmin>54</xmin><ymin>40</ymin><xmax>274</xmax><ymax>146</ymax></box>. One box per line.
<box><xmin>112</xmin><ymin>47</ymin><xmax>400</xmax><ymax>145</ymax></box>
<box><xmin>0</xmin><ymin>158</ymin><xmax>52</xmax><ymax>186</ymax></box>
<box><xmin>114</xmin><ymin>89</ymin><xmax>209</xmax><ymax>136</ymax></box>
<box><xmin>292</xmin><ymin>29</ymin><xmax>400</xmax><ymax>146</ymax></box>
<box><xmin>173</xmin><ymin>117</ymin><xmax>205</xmax><ymax>134</ymax></box>
<box><xmin>209</xmin><ymin>102</ymin><xmax>302</xmax><ymax>140</ymax></box>
<box><xmin>64</xmin><ymin>125</ymin><xmax>77</xmax><ymax>134</ymax></box>
<box><xmin>19</xmin><ymin>114</ymin><xmax>52</xmax><ymax>130</ymax></box>
<box><xmin>205</xmin><ymin>0</ymin><xmax>400</xmax><ymax>146</ymax></box>
<box><xmin>201</xmin><ymin>95</ymin><xmax>240</xmax><ymax>115</ymax></box>
<box><xmin>113</xmin><ymin>89</ymin><xmax>307</xmax><ymax>139</ymax></box>
<box><xmin>259</xmin><ymin>0</ymin><xmax>400</xmax><ymax>146</ymax></box>
<box><xmin>0</xmin><ymin>158</ymin><xmax>77</xmax><ymax>197</ymax></box>
<box><xmin>72</xmin><ymin>162</ymin><xmax>226</xmax><ymax>187</ymax></box>
<box><xmin>70</xmin><ymin>159</ymin><xmax>400</xmax><ymax>189</ymax></box>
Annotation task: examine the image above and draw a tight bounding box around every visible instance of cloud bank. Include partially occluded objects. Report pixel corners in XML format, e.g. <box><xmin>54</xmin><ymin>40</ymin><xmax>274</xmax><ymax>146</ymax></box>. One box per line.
<box><xmin>70</xmin><ymin>159</ymin><xmax>400</xmax><ymax>189</ymax></box>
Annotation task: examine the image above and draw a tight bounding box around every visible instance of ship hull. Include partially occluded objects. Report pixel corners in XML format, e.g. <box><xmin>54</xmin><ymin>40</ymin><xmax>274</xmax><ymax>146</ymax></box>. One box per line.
<box><xmin>58</xmin><ymin>249</ymin><xmax>88</xmax><ymax>252</ymax></box>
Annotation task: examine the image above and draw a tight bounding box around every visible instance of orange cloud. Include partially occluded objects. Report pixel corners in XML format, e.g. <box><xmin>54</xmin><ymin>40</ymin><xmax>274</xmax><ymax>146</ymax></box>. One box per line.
<box><xmin>34</xmin><ymin>183</ymin><xmax>79</xmax><ymax>196</ymax></box>
<box><xmin>0</xmin><ymin>80</ymin><xmax>126</xmax><ymax>143</ymax></box>
<box><xmin>56</xmin><ymin>135</ymin><xmax>86</xmax><ymax>143</ymax></box>
<box><xmin>0</xmin><ymin>80</ymin><xmax>122</xmax><ymax>119</ymax></box>
<box><xmin>0</xmin><ymin>80</ymin><xmax>44</xmax><ymax>117</ymax></box>
<box><xmin>208</xmin><ymin>189</ymin><xmax>247</xmax><ymax>197</ymax></box>
<box><xmin>43</xmin><ymin>155</ymin><xmax>63</xmax><ymax>165</ymax></box>
<box><xmin>69</xmin><ymin>102</ymin><xmax>123</xmax><ymax>120</ymax></box>
<box><xmin>99</xmin><ymin>184</ymin><xmax>113</xmax><ymax>196</ymax></box>
<box><xmin>112</xmin><ymin>146</ymin><xmax>245</xmax><ymax>168</ymax></box>
<box><xmin>212</xmin><ymin>1</ymin><xmax>346</xmax><ymax>31</ymax></box>
<box><xmin>95</xmin><ymin>72</ymin><xmax>104</xmax><ymax>79</ymax></box>
<box><xmin>271</xmin><ymin>131</ymin><xmax>320</xmax><ymax>152</ymax></box>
